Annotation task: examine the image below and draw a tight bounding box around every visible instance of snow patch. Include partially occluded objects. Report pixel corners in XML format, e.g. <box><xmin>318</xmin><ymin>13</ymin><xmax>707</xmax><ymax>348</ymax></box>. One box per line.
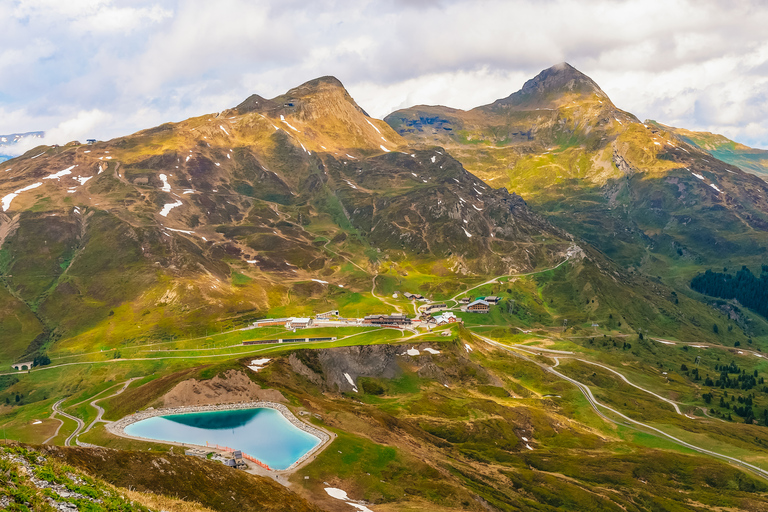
<box><xmin>280</xmin><ymin>115</ymin><xmax>300</xmax><ymax>132</ymax></box>
<box><xmin>431</xmin><ymin>156</ymin><xmax>436</xmax><ymax>163</ymax></box>
<box><xmin>525</xmin><ymin>444</ymin><xmax>533</xmax><ymax>451</ymax></box>
<box><xmin>379</xmin><ymin>145</ymin><xmax>390</xmax><ymax>153</ymax></box>
<box><xmin>465</xmin><ymin>343</ymin><xmax>473</xmax><ymax>352</ymax></box>
<box><xmin>43</xmin><ymin>165</ymin><xmax>77</xmax><ymax>180</ymax></box>
<box><xmin>2</xmin><ymin>182</ymin><xmax>43</xmax><ymax>211</ymax></box>
<box><xmin>159</xmin><ymin>200</ymin><xmax>183</xmax><ymax>217</ymax></box>
<box><xmin>709</xmin><ymin>183</ymin><xmax>721</xmax><ymax>193</ymax></box>
<box><xmin>32</xmin><ymin>420</ymin><xmax>42</xmax><ymax>425</ymax></box>
<box><xmin>344</xmin><ymin>373</ymin><xmax>359</xmax><ymax>392</ymax></box>
<box><xmin>248</xmin><ymin>358</ymin><xmax>271</xmax><ymax>372</ymax></box>
<box><xmin>343</xmin><ymin>179</ymin><xmax>357</xmax><ymax>189</ymax></box>
<box><xmin>311</xmin><ymin>279</ymin><xmax>329</xmax><ymax>284</ymax></box>
<box><xmin>347</xmin><ymin>505</ymin><xmax>374</xmax><ymax>512</ymax></box>
<box><xmin>219</xmin><ymin>125</ymin><xmax>230</xmax><ymax>136</ymax></box>
<box><xmin>423</xmin><ymin>348</ymin><xmax>440</xmax><ymax>354</ymax></box>
<box><xmin>75</xmin><ymin>176</ymin><xmax>92</xmax><ymax>185</ymax></box>
<box><xmin>472</xmin><ymin>204</ymin><xmax>483</xmax><ymax>211</ymax></box>
<box><xmin>159</xmin><ymin>173</ymin><xmax>171</xmax><ymax>192</ymax></box>
<box><xmin>462</xmin><ymin>227</ymin><xmax>472</xmax><ymax>238</ymax></box>
<box><xmin>365</xmin><ymin>118</ymin><xmax>381</xmax><ymax>134</ymax></box>
<box><xmin>406</xmin><ymin>348</ymin><xmax>420</xmax><ymax>356</ymax></box>
<box><xmin>692</xmin><ymin>173</ymin><xmax>705</xmax><ymax>180</ymax></box>
<box><xmin>325</xmin><ymin>488</ymin><xmax>349</xmax><ymax>500</ymax></box>
<box><xmin>167</xmin><ymin>228</ymin><xmax>195</xmax><ymax>235</ymax></box>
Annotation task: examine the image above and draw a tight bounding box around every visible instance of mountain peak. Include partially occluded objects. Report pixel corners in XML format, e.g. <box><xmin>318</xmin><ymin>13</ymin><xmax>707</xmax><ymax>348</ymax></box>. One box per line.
<box><xmin>523</xmin><ymin>62</ymin><xmax>602</xmax><ymax>93</ymax></box>
<box><xmin>488</xmin><ymin>62</ymin><xmax>608</xmax><ymax>110</ymax></box>
<box><xmin>233</xmin><ymin>75</ymin><xmax>370</xmax><ymax>118</ymax></box>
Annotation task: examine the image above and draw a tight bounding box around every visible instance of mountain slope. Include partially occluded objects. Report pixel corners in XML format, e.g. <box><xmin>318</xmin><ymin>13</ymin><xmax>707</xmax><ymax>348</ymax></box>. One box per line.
<box><xmin>652</xmin><ymin>121</ymin><xmax>768</xmax><ymax>178</ymax></box>
<box><xmin>0</xmin><ymin>76</ymin><xmax>573</xmax><ymax>364</ymax></box>
<box><xmin>386</xmin><ymin>63</ymin><xmax>768</xmax><ymax>276</ymax></box>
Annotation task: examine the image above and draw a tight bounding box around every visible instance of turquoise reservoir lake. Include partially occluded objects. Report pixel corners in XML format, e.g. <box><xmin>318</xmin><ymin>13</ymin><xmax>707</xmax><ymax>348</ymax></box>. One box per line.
<box><xmin>124</xmin><ymin>408</ymin><xmax>320</xmax><ymax>470</ymax></box>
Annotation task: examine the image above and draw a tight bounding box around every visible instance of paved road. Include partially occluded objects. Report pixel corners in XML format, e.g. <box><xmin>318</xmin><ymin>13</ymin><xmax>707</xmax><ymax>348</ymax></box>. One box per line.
<box><xmin>0</xmin><ymin>329</ymin><xmax>402</xmax><ymax>377</ymax></box>
<box><xmin>51</xmin><ymin>398</ymin><xmax>85</xmax><ymax>447</ymax></box>
<box><xmin>475</xmin><ymin>333</ymin><xmax>768</xmax><ymax>482</ymax></box>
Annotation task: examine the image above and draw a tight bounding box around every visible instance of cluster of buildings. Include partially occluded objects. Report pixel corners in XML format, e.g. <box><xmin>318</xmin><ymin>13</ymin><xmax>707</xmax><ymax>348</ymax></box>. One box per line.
<box><xmin>431</xmin><ymin>311</ymin><xmax>458</xmax><ymax>325</ymax></box>
<box><xmin>459</xmin><ymin>296</ymin><xmax>501</xmax><ymax>314</ymax></box>
<box><xmin>185</xmin><ymin>448</ymin><xmax>248</xmax><ymax>469</ymax></box>
<box><xmin>362</xmin><ymin>313</ymin><xmax>412</xmax><ymax>326</ymax></box>
<box><xmin>240</xmin><ymin>293</ymin><xmax>504</xmax><ymax>341</ymax></box>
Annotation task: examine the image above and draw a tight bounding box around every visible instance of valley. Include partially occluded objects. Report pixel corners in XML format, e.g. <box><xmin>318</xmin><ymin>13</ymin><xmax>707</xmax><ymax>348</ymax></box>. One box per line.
<box><xmin>2</xmin><ymin>65</ymin><xmax>768</xmax><ymax>510</ymax></box>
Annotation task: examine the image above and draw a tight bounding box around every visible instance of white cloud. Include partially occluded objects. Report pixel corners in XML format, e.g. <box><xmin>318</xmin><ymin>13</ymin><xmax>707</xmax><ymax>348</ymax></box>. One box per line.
<box><xmin>3</xmin><ymin>0</ymin><xmax>768</xmax><ymax>148</ymax></box>
<box><xmin>13</xmin><ymin>0</ymin><xmax>172</xmax><ymax>34</ymax></box>
<box><xmin>11</xmin><ymin>109</ymin><xmax>112</xmax><ymax>154</ymax></box>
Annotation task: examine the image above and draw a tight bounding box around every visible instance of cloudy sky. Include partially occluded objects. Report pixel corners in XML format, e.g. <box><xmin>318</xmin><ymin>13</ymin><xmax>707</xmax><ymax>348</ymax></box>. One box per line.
<box><xmin>3</xmin><ymin>0</ymin><xmax>768</xmax><ymax>153</ymax></box>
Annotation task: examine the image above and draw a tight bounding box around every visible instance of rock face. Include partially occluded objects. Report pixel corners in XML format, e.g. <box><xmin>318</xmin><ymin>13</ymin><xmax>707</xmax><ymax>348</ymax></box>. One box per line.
<box><xmin>289</xmin><ymin>344</ymin><xmax>403</xmax><ymax>393</ymax></box>
<box><xmin>161</xmin><ymin>369</ymin><xmax>285</xmax><ymax>407</ymax></box>
<box><xmin>288</xmin><ymin>342</ymin><xmax>501</xmax><ymax>393</ymax></box>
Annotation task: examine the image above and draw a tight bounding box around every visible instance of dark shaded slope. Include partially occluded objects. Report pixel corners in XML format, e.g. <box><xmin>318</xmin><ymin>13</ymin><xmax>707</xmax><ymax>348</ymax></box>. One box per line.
<box><xmin>386</xmin><ymin>63</ymin><xmax>768</xmax><ymax>273</ymax></box>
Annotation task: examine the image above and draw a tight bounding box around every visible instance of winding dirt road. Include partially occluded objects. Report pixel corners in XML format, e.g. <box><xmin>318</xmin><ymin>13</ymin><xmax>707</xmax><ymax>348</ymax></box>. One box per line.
<box><xmin>51</xmin><ymin>398</ymin><xmax>84</xmax><ymax>447</ymax></box>
<box><xmin>475</xmin><ymin>333</ymin><xmax>768</xmax><ymax>482</ymax></box>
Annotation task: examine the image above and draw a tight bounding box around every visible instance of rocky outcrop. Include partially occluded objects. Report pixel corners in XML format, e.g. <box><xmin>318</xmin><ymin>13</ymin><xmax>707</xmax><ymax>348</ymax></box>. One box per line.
<box><xmin>161</xmin><ymin>369</ymin><xmax>285</xmax><ymax>407</ymax></box>
<box><xmin>288</xmin><ymin>342</ymin><xmax>502</xmax><ymax>393</ymax></box>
